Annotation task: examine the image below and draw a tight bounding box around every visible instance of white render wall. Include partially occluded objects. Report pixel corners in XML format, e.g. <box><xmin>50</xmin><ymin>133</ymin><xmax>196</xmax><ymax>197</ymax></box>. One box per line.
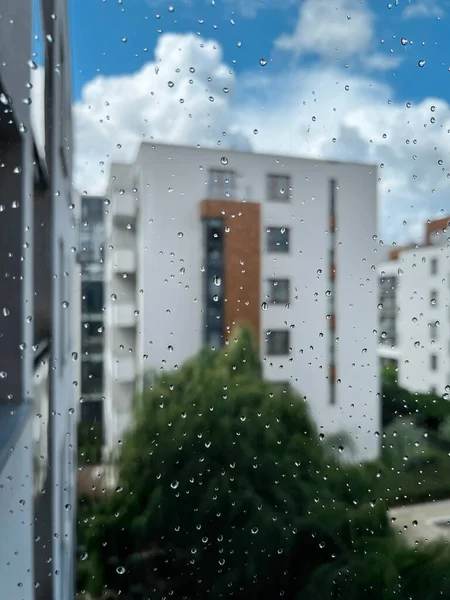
<box><xmin>104</xmin><ymin>143</ymin><xmax>380</xmax><ymax>462</ymax></box>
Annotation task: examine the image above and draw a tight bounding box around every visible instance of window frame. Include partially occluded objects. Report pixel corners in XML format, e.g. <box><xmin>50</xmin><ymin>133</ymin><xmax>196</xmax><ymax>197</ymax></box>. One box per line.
<box><xmin>430</xmin><ymin>354</ymin><xmax>438</xmax><ymax>371</ymax></box>
<box><xmin>266</xmin><ymin>330</ymin><xmax>290</xmax><ymax>356</ymax></box>
<box><xmin>430</xmin><ymin>290</ymin><xmax>438</xmax><ymax>307</ymax></box>
<box><xmin>266</xmin><ymin>226</ymin><xmax>290</xmax><ymax>253</ymax></box>
<box><xmin>267</xmin><ymin>174</ymin><xmax>291</xmax><ymax>202</ymax></box>
<box><xmin>266</xmin><ymin>278</ymin><xmax>290</xmax><ymax>304</ymax></box>
<box><xmin>430</xmin><ymin>257</ymin><xmax>438</xmax><ymax>275</ymax></box>
<box><xmin>208</xmin><ymin>169</ymin><xmax>236</xmax><ymax>199</ymax></box>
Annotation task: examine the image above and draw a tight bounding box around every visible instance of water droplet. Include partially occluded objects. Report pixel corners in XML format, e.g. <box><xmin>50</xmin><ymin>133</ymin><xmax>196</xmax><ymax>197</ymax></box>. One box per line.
<box><xmin>3</xmin><ymin>307</ymin><xmax>9</xmax><ymax>317</ymax></box>
<box><xmin>170</xmin><ymin>480</ymin><xmax>179</xmax><ymax>489</ymax></box>
<box><xmin>116</xmin><ymin>566</ymin><xmax>126</xmax><ymax>575</ymax></box>
<box><xmin>418</xmin><ymin>59</ymin><xmax>426</xmax><ymax>68</ymax></box>
<box><xmin>220</xmin><ymin>156</ymin><xmax>228</xmax><ymax>165</ymax></box>
<box><xmin>65</xmin><ymin>503</ymin><xmax>72</xmax><ymax>511</ymax></box>
<box><xmin>259</xmin><ymin>58</ymin><xmax>267</xmax><ymax>67</ymax></box>
<box><xmin>71</xmin><ymin>352</ymin><xmax>78</xmax><ymax>361</ymax></box>
<box><xmin>62</xmin><ymin>301</ymin><xmax>69</xmax><ymax>308</ymax></box>
<box><xmin>177</xmin><ymin>231</ymin><xmax>184</xmax><ymax>238</ymax></box>
<box><xmin>261</xmin><ymin>302</ymin><xmax>268</xmax><ymax>311</ymax></box>
<box><xmin>251</xmin><ymin>527</ymin><xmax>259</xmax><ymax>534</ymax></box>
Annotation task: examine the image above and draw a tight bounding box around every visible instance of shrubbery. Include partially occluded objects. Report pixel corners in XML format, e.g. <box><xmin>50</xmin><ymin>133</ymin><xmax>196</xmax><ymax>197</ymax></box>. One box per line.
<box><xmin>77</xmin><ymin>331</ymin><xmax>450</xmax><ymax>599</ymax></box>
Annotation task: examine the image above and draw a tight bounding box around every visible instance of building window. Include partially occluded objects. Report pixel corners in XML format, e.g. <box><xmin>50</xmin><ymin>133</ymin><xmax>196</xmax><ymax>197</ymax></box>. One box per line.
<box><xmin>82</xmin><ymin>362</ymin><xmax>104</xmax><ymax>395</ymax></box>
<box><xmin>266</xmin><ymin>279</ymin><xmax>290</xmax><ymax>304</ymax></box>
<box><xmin>430</xmin><ymin>290</ymin><xmax>438</xmax><ymax>306</ymax></box>
<box><xmin>431</xmin><ymin>258</ymin><xmax>438</xmax><ymax>275</ymax></box>
<box><xmin>429</xmin><ymin>322</ymin><xmax>438</xmax><ymax>341</ymax></box>
<box><xmin>82</xmin><ymin>281</ymin><xmax>104</xmax><ymax>314</ymax></box>
<box><xmin>82</xmin><ymin>321</ymin><xmax>104</xmax><ymax>354</ymax></box>
<box><xmin>329</xmin><ymin>380</ymin><xmax>336</xmax><ymax>405</ymax></box>
<box><xmin>430</xmin><ymin>354</ymin><xmax>438</xmax><ymax>371</ymax></box>
<box><xmin>208</xmin><ymin>329</ymin><xmax>222</xmax><ymax>350</ymax></box>
<box><xmin>267</xmin><ymin>175</ymin><xmax>291</xmax><ymax>202</ymax></box>
<box><xmin>266</xmin><ymin>330</ymin><xmax>290</xmax><ymax>355</ymax></box>
<box><xmin>266</xmin><ymin>227</ymin><xmax>290</xmax><ymax>252</ymax></box>
<box><xmin>329</xmin><ymin>179</ymin><xmax>337</xmax><ymax>215</ymax></box>
<box><xmin>208</xmin><ymin>170</ymin><xmax>236</xmax><ymax>199</ymax></box>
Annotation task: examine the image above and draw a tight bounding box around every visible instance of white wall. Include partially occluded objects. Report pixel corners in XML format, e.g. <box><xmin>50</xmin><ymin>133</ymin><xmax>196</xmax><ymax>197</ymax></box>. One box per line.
<box><xmin>0</xmin><ymin>423</ymin><xmax>34</xmax><ymax>599</ymax></box>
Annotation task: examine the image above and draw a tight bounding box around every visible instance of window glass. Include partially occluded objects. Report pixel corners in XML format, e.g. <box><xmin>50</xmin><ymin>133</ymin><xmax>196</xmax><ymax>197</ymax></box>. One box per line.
<box><xmin>267</xmin><ymin>174</ymin><xmax>290</xmax><ymax>201</ymax></box>
<box><xmin>430</xmin><ymin>290</ymin><xmax>438</xmax><ymax>306</ymax></box>
<box><xmin>267</xmin><ymin>278</ymin><xmax>290</xmax><ymax>304</ymax></box>
<box><xmin>431</xmin><ymin>257</ymin><xmax>438</xmax><ymax>275</ymax></box>
<box><xmin>430</xmin><ymin>354</ymin><xmax>438</xmax><ymax>371</ymax></box>
<box><xmin>266</xmin><ymin>227</ymin><xmax>290</xmax><ymax>252</ymax></box>
<box><xmin>266</xmin><ymin>330</ymin><xmax>290</xmax><ymax>355</ymax></box>
<box><xmin>208</xmin><ymin>170</ymin><xmax>236</xmax><ymax>199</ymax></box>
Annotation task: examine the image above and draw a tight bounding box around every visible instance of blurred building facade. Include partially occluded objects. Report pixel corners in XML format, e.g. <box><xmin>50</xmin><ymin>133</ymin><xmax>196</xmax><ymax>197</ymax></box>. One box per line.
<box><xmin>378</xmin><ymin>217</ymin><xmax>450</xmax><ymax>395</ymax></box>
<box><xmin>103</xmin><ymin>142</ymin><xmax>381</xmax><ymax>464</ymax></box>
<box><xmin>0</xmin><ymin>1</ymin><xmax>79</xmax><ymax>599</ymax></box>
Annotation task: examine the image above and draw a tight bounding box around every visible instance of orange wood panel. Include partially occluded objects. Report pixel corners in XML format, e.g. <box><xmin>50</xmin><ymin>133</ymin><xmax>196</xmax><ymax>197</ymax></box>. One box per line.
<box><xmin>200</xmin><ymin>199</ymin><xmax>261</xmax><ymax>346</ymax></box>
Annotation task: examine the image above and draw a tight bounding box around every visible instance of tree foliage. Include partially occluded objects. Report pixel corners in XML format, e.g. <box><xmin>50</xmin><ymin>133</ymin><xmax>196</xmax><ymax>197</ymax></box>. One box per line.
<box><xmin>79</xmin><ymin>329</ymin><xmax>450</xmax><ymax>599</ymax></box>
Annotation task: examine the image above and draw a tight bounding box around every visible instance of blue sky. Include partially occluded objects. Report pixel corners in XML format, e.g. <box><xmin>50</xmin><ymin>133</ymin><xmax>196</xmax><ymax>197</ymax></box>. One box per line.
<box><xmin>68</xmin><ymin>0</ymin><xmax>450</xmax><ymax>103</ymax></box>
<box><xmin>31</xmin><ymin>0</ymin><xmax>450</xmax><ymax>242</ymax></box>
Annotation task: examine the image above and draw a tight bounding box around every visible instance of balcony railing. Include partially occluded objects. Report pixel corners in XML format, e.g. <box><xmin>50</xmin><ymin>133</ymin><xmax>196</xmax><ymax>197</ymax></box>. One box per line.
<box><xmin>109</xmin><ymin>354</ymin><xmax>136</xmax><ymax>383</ymax></box>
<box><xmin>112</xmin><ymin>248</ymin><xmax>136</xmax><ymax>274</ymax></box>
<box><xmin>106</xmin><ymin>303</ymin><xmax>137</xmax><ymax>328</ymax></box>
<box><xmin>111</xmin><ymin>190</ymin><xmax>137</xmax><ymax>224</ymax></box>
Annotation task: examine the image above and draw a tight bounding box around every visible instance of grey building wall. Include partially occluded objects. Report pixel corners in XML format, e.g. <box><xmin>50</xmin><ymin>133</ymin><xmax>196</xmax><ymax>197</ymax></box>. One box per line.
<box><xmin>0</xmin><ymin>1</ymin><xmax>78</xmax><ymax>599</ymax></box>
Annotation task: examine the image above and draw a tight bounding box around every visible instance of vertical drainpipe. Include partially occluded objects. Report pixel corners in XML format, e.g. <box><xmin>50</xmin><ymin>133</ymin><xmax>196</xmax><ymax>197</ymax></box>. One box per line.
<box><xmin>329</xmin><ymin>179</ymin><xmax>337</xmax><ymax>405</ymax></box>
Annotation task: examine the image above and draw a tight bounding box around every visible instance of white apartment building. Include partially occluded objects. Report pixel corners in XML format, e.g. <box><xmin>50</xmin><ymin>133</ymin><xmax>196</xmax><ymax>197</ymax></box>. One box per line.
<box><xmin>104</xmin><ymin>143</ymin><xmax>381</xmax><ymax>463</ymax></box>
<box><xmin>378</xmin><ymin>217</ymin><xmax>450</xmax><ymax>395</ymax></box>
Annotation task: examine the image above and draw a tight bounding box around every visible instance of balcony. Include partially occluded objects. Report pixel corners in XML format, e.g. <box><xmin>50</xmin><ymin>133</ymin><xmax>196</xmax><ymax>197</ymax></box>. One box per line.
<box><xmin>112</xmin><ymin>248</ymin><xmax>136</xmax><ymax>275</ymax></box>
<box><xmin>106</xmin><ymin>303</ymin><xmax>137</xmax><ymax>328</ymax></box>
<box><xmin>111</xmin><ymin>191</ymin><xmax>136</xmax><ymax>225</ymax></box>
<box><xmin>109</xmin><ymin>354</ymin><xmax>135</xmax><ymax>383</ymax></box>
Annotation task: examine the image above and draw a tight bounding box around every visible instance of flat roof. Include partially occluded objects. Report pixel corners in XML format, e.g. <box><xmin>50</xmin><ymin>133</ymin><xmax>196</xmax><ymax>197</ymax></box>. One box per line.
<box><xmin>137</xmin><ymin>140</ymin><xmax>378</xmax><ymax>170</ymax></box>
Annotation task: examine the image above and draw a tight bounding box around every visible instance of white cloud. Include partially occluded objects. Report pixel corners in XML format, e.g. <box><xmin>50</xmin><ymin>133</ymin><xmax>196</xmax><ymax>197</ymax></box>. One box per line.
<box><xmin>73</xmin><ymin>33</ymin><xmax>249</xmax><ymax>195</ymax></box>
<box><xmin>403</xmin><ymin>0</ymin><xmax>444</xmax><ymax>19</ymax></box>
<box><xmin>274</xmin><ymin>0</ymin><xmax>374</xmax><ymax>59</ymax></box>
<box><xmin>364</xmin><ymin>52</ymin><xmax>404</xmax><ymax>71</ymax></box>
<box><xmin>74</xmin><ymin>32</ymin><xmax>450</xmax><ymax>244</ymax></box>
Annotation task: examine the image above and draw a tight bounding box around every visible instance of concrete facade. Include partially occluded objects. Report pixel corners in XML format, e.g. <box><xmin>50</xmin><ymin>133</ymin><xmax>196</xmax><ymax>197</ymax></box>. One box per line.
<box><xmin>0</xmin><ymin>1</ymin><xmax>78</xmax><ymax>599</ymax></box>
<box><xmin>104</xmin><ymin>143</ymin><xmax>381</xmax><ymax>463</ymax></box>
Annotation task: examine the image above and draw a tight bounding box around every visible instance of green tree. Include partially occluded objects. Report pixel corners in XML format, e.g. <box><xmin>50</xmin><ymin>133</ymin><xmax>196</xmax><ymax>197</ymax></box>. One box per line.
<box><xmin>80</xmin><ymin>329</ymin><xmax>450</xmax><ymax>599</ymax></box>
<box><xmin>85</xmin><ymin>327</ymin><xmax>331</xmax><ymax>598</ymax></box>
